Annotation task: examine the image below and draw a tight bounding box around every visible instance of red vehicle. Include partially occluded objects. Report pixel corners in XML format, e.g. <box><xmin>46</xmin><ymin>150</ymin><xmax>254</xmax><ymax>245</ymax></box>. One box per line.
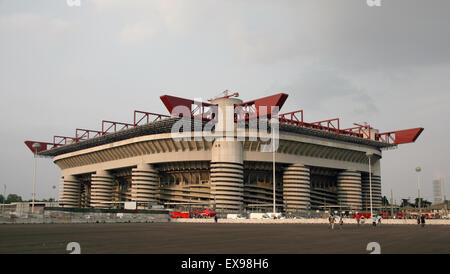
<box><xmin>190</xmin><ymin>209</ymin><xmax>217</xmax><ymax>218</ymax></box>
<box><xmin>353</xmin><ymin>213</ymin><xmax>372</xmax><ymax>219</ymax></box>
<box><xmin>169</xmin><ymin>209</ymin><xmax>216</xmax><ymax>219</ymax></box>
<box><xmin>198</xmin><ymin>208</ymin><xmax>216</xmax><ymax>217</ymax></box>
<box><xmin>353</xmin><ymin>212</ymin><xmax>407</xmax><ymax>219</ymax></box>
<box><xmin>169</xmin><ymin>211</ymin><xmax>189</xmax><ymax>219</ymax></box>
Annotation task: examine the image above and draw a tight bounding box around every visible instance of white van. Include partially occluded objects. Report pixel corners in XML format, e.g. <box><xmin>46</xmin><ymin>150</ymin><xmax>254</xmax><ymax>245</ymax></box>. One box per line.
<box><xmin>226</xmin><ymin>214</ymin><xmax>246</xmax><ymax>219</ymax></box>
<box><xmin>249</xmin><ymin>213</ymin><xmax>270</xmax><ymax>219</ymax></box>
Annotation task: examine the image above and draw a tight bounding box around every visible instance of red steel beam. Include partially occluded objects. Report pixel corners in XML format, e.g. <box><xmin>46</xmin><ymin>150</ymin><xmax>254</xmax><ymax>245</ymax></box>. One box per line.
<box><xmin>76</xmin><ymin>128</ymin><xmax>103</xmax><ymax>141</ymax></box>
<box><xmin>160</xmin><ymin>95</ymin><xmax>216</xmax><ymax>119</ymax></box>
<box><xmin>236</xmin><ymin>93</ymin><xmax>288</xmax><ymax>120</ymax></box>
<box><xmin>53</xmin><ymin>136</ymin><xmax>77</xmax><ymax>146</ymax></box>
<box><xmin>24</xmin><ymin>94</ymin><xmax>425</xmax><ymax>154</ymax></box>
<box><xmin>102</xmin><ymin>120</ymin><xmax>134</xmax><ymax>135</ymax></box>
<box><xmin>310</xmin><ymin>118</ymin><xmax>340</xmax><ymax>131</ymax></box>
<box><xmin>24</xmin><ymin>141</ymin><xmax>55</xmax><ymax>154</ymax></box>
<box><xmin>376</xmin><ymin>127</ymin><xmax>424</xmax><ymax>145</ymax></box>
<box><xmin>344</xmin><ymin>123</ymin><xmax>372</xmax><ymax>139</ymax></box>
<box><xmin>134</xmin><ymin>110</ymin><xmax>170</xmax><ymax>126</ymax></box>
<box><xmin>279</xmin><ymin>110</ymin><xmax>304</xmax><ymax>126</ymax></box>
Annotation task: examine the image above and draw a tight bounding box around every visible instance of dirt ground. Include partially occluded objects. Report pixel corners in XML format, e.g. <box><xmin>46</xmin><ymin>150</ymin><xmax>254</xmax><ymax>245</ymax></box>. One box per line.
<box><xmin>0</xmin><ymin>223</ymin><xmax>448</xmax><ymax>254</ymax></box>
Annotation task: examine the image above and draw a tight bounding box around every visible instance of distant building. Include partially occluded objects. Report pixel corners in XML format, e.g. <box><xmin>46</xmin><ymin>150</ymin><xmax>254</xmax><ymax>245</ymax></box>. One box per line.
<box><xmin>432</xmin><ymin>178</ymin><xmax>445</xmax><ymax>204</ymax></box>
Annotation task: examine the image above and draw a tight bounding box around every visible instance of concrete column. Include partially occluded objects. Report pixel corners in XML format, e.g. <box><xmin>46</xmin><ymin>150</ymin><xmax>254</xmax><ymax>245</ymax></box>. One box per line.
<box><xmin>211</xmin><ymin>140</ymin><xmax>244</xmax><ymax>211</ymax></box>
<box><xmin>59</xmin><ymin>175</ymin><xmax>81</xmax><ymax>208</ymax></box>
<box><xmin>90</xmin><ymin>170</ymin><xmax>114</xmax><ymax>208</ymax></box>
<box><xmin>131</xmin><ymin>163</ymin><xmax>159</xmax><ymax>207</ymax></box>
<box><xmin>282</xmin><ymin>164</ymin><xmax>310</xmax><ymax>212</ymax></box>
<box><xmin>337</xmin><ymin>170</ymin><xmax>362</xmax><ymax>210</ymax></box>
<box><xmin>210</xmin><ymin>97</ymin><xmax>244</xmax><ymax>212</ymax></box>
<box><xmin>362</xmin><ymin>174</ymin><xmax>382</xmax><ymax>210</ymax></box>
<box><xmin>81</xmin><ymin>183</ymin><xmax>90</xmax><ymax>208</ymax></box>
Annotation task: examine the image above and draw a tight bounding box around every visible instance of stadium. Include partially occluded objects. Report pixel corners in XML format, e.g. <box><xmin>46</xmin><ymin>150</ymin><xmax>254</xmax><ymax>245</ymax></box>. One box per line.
<box><xmin>25</xmin><ymin>92</ymin><xmax>423</xmax><ymax>214</ymax></box>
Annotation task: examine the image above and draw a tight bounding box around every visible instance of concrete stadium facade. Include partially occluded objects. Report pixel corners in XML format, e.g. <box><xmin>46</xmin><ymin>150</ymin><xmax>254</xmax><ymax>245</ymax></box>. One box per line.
<box><xmin>30</xmin><ymin>94</ymin><xmax>422</xmax><ymax>214</ymax></box>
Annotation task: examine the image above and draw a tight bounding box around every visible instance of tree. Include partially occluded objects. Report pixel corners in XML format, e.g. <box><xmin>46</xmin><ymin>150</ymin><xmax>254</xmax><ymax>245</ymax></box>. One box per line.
<box><xmin>400</xmin><ymin>199</ymin><xmax>413</xmax><ymax>207</ymax></box>
<box><xmin>414</xmin><ymin>198</ymin><xmax>431</xmax><ymax>208</ymax></box>
<box><xmin>382</xmin><ymin>196</ymin><xmax>390</xmax><ymax>206</ymax></box>
<box><xmin>5</xmin><ymin>194</ymin><xmax>22</xmax><ymax>204</ymax></box>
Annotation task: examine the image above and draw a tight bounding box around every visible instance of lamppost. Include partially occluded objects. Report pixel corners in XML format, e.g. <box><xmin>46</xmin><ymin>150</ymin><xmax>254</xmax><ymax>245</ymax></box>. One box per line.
<box><xmin>31</xmin><ymin>142</ymin><xmax>41</xmax><ymax>214</ymax></box>
<box><xmin>52</xmin><ymin>185</ymin><xmax>57</xmax><ymax>202</ymax></box>
<box><xmin>272</xmin><ymin>117</ymin><xmax>277</xmax><ymax>214</ymax></box>
<box><xmin>415</xmin><ymin>167</ymin><xmax>422</xmax><ymax>215</ymax></box>
<box><xmin>2</xmin><ymin>184</ymin><xmax>6</xmax><ymax>215</ymax></box>
<box><xmin>366</xmin><ymin>152</ymin><xmax>374</xmax><ymax>217</ymax></box>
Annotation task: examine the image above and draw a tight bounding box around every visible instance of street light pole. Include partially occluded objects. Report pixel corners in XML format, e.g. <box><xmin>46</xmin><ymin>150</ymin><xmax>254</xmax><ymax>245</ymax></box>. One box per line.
<box><xmin>366</xmin><ymin>152</ymin><xmax>374</xmax><ymax>218</ymax></box>
<box><xmin>272</xmin><ymin>118</ymin><xmax>276</xmax><ymax>214</ymax></box>
<box><xmin>2</xmin><ymin>184</ymin><xmax>6</xmax><ymax>215</ymax></box>
<box><xmin>416</xmin><ymin>167</ymin><xmax>422</xmax><ymax>215</ymax></box>
<box><xmin>31</xmin><ymin>143</ymin><xmax>41</xmax><ymax>214</ymax></box>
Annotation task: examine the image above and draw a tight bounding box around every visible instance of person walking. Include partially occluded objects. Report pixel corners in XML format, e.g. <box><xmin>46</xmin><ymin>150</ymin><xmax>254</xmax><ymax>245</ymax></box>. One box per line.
<box><xmin>377</xmin><ymin>215</ymin><xmax>382</xmax><ymax>226</ymax></box>
<box><xmin>356</xmin><ymin>214</ymin><xmax>361</xmax><ymax>227</ymax></box>
<box><xmin>339</xmin><ymin>215</ymin><xmax>344</xmax><ymax>229</ymax></box>
<box><xmin>214</xmin><ymin>215</ymin><xmax>218</xmax><ymax>223</ymax></box>
<box><xmin>371</xmin><ymin>215</ymin><xmax>377</xmax><ymax>227</ymax></box>
<box><xmin>328</xmin><ymin>214</ymin><xmax>333</xmax><ymax>229</ymax></box>
<box><xmin>420</xmin><ymin>214</ymin><xmax>425</xmax><ymax>228</ymax></box>
<box><xmin>361</xmin><ymin>215</ymin><xmax>365</xmax><ymax>225</ymax></box>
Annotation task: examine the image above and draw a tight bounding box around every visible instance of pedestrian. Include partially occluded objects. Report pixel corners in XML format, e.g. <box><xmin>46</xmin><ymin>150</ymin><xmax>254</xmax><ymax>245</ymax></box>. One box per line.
<box><xmin>356</xmin><ymin>214</ymin><xmax>361</xmax><ymax>227</ymax></box>
<box><xmin>214</xmin><ymin>215</ymin><xmax>218</xmax><ymax>223</ymax></box>
<box><xmin>339</xmin><ymin>215</ymin><xmax>344</xmax><ymax>229</ymax></box>
<box><xmin>377</xmin><ymin>215</ymin><xmax>382</xmax><ymax>226</ymax></box>
<box><xmin>328</xmin><ymin>214</ymin><xmax>333</xmax><ymax>229</ymax></box>
<box><xmin>420</xmin><ymin>214</ymin><xmax>425</xmax><ymax>228</ymax></box>
<box><xmin>417</xmin><ymin>215</ymin><xmax>421</xmax><ymax>225</ymax></box>
<box><xmin>361</xmin><ymin>215</ymin><xmax>365</xmax><ymax>225</ymax></box>
<box><xmin>371</xmin><ymin>215</ymin><xmax>376</xmax><ymax>227</ymax></box>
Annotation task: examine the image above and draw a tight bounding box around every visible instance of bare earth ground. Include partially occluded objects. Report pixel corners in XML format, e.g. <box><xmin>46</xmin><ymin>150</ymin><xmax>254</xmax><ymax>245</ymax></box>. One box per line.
<box><xmin>0</xmin><ymin>223</ymin><xmax>448</xmax><ymax>254</ymax></box>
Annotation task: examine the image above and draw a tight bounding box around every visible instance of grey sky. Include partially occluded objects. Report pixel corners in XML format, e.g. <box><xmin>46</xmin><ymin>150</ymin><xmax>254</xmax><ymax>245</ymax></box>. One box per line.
<box><xmin>1</xmin><ymin>0</ymin><xmax>449</xmax><ymax>203</ymax></box>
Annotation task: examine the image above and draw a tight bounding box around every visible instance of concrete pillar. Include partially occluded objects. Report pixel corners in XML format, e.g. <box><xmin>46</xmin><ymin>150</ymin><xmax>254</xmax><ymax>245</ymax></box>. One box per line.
<box><xmin>81</xmin><ymin>183</ymin><xmax>90</xmax><ymax>208</ymax></box>
<box><xmin>282</xmin><ymin>164</ymin><xmax>310</xmax><ymax>212</ymax></box>
<box><xmin>337</xmin><ymin>170</ymin><xmax>362</xmax><ymax>210</ymax></box>
<box><xmin>362</xmin><ymin>174</ymin><xmax>382</xmax><ymax>210</ymax></box>
<box><xmin>90</xmin><ymin>170</ymin><xmax>114</xmax><ymax>208</ymax></box>
<box><xmin>131</xmin><ymin>163</ymin><xmax>159</xmax><ymax>207</ymax></box>
<box><xmin>210</xmin><ymin>97</ymin><xmax>244</xmax><ymax>212</ymax></box>
<box><xmin>59</xmin><ymin>175</ymin><xmax>80</xmax><ymax>208</ymax></box>
<box><xmin>211</xmin><ymin>141</ymin><xmax>244</xmax><ymax>211</ymax></box>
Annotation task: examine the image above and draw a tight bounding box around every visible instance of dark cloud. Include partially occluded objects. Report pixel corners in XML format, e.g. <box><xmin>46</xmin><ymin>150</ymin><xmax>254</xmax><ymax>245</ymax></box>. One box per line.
<box><xmin>282</xmin><ymin>67</ymin><xmax>378</xmax><ymax>117</ymax></box>
<box><xmin>226</xmin><ymin>0</ymin><xmax>450</xmax><ymax>69</ymax></box>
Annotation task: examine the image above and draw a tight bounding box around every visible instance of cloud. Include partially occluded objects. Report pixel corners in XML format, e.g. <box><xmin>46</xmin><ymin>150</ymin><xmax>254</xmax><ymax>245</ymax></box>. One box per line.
<box><xmin>118</xmin><ymin>21</ymin><xmax>159</xmax><ymax>44</ymax></box>
<box><xmin>0</xmin><ymin>13</ymin><xmax>70</xmax><ymax>33</ymax></box>
<box><xmin>91</xmin><ymin>0</ymin><xmax>450</xmax><ymax>68</ymax></box>
<box><xmin>224</xmin><ymin>0</ymin><xmax>450</xmax><ymax>68</ymax></box>
<box><xmin>285</xmin><ymin>67</ymin><xmax>378</xmax><ymax>118</ymax></box>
